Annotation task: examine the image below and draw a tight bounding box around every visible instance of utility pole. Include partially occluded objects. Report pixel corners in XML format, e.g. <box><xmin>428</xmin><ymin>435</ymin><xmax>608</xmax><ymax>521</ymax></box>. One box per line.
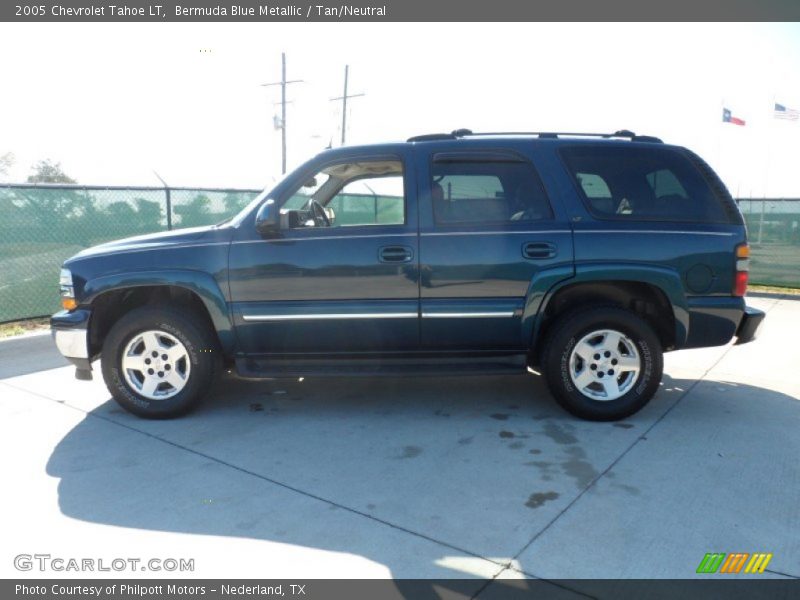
<box><xmin>330</xmin><ymin>65</ymin><xmax>365</xmax><ymax>146</ymax></box>
<box><xmin>261</xmin><ymin>52</ymin><xmax>303</xmax><ymax>174</ymax></box>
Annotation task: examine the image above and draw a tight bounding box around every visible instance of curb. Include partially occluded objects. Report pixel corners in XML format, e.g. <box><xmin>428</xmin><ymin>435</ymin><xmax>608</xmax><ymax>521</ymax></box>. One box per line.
<box><xmin>747</xmin><ymin>291</ymin><xmax>800</xmax><ymax>301</ymax></box>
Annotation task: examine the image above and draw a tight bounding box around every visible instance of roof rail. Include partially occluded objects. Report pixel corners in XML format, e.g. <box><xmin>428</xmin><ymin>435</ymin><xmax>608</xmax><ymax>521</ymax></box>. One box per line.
<box><xmin>406</xmin><ymin>133</ymin><xmax>457</xmax><ymax>142</ymax></box>
<box><xmin>407</xmin><ymin>129</ymin><xmax>662</xmax><ymax>143</ymax></box>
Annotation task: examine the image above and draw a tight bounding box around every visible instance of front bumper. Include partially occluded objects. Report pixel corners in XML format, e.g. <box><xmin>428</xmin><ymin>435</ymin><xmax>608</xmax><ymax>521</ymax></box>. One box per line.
<box><xmin>734</xmin><ymin>305</ymin><xmax>766</xmax><ymax>345</ymax></box>
<box><xmin>51</xmin><ymin>309</ymin><xmax>93</xmax><ymax>379</ymax></box>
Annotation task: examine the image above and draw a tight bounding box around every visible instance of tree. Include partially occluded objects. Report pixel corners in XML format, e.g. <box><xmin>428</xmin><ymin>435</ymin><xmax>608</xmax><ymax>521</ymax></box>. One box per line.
<box><xmin>134</xmin><ymin>198</ymin><xmax>163</xmax><ymax>231</ymax></box>
<box><xmin>105</xmin><ymin>201</ymin><xmax>137</xmax><ymax>221</ymax></box>
<box><xmin>0</xmin><ymin>152</ymin><xmax>14</xmax><ymax>180</ymax></box>
<box><xmin>26</xmin><ymin>159</ymin><xmax>76</xmax><ymax>184</ymax></box>
<box><xmin>15</xmin><ymin>160</ymin><xmax>91</xmax><ymax>242</ymax></box>
<box><xmin>175</xmin><ymin>194</ymin><xmax>211</xmax><ymax>227</ymax></box>
<box><xmin>223</xmin><ymin>191</ymin><xmax>250</xmax><ymax>215</ymax></box>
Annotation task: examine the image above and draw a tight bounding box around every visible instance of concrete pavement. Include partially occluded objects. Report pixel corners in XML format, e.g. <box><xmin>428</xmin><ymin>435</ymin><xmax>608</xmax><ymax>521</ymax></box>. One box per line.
<box><xmin>0</xmin><ymin>296</ymin><xmax>797</xmax><ymax>593</ymax></box>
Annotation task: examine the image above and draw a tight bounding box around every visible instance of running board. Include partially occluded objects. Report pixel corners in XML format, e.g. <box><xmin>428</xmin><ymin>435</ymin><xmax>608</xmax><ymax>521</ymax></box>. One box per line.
<box><xmin>235</xmin><ymin>354</ymin><xmax>527</xmax><ymax>378</ymax></box>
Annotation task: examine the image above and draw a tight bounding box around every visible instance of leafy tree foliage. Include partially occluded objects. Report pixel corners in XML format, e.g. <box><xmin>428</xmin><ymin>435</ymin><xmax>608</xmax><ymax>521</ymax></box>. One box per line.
<box><xmin>0</xmin><ymin>152</ymin><xmax>14</xmax><ymax>180</ymax></box>
<box><xmin>26</xmin><ymin>160</ymin><xmax>76</xmax><ymax>184</ymax></box>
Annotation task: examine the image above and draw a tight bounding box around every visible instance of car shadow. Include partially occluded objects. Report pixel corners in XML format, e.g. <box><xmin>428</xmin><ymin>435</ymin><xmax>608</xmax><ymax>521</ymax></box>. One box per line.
<box><xmin>44</xmin><ymin>372</ymin><xmax>800</xmax><ymax>598</ymax></box>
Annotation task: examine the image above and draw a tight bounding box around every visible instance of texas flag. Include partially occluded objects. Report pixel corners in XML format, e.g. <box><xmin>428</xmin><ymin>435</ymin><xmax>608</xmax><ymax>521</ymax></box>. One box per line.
<box><xmin>722</xmin><ymin>108</ymin><xmax>745</xmax><ymax>126</ymax></box>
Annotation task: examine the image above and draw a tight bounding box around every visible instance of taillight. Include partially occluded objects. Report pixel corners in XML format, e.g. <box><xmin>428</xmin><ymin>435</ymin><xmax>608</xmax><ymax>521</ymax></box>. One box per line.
<box><xmin>734</xmin><ymin>244</ymin><xmax>749</xmax><ymax>296</ymax></box>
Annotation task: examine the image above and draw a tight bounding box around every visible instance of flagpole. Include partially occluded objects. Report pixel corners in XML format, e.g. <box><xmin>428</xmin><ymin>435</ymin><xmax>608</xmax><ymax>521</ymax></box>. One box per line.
<box><xmin>761</xmin><ymin>94</ymin><xmax>776</xmax><ymax>244</ymax></box>
<box><xmin>716</xmin><ymin>98</ymin><xmax>724</xmax><ymax>170</ymax></box>
<box><xmin>759</xmin><ymin>94</ymin><xmax>776</xmax><ymax>245</ymax></box>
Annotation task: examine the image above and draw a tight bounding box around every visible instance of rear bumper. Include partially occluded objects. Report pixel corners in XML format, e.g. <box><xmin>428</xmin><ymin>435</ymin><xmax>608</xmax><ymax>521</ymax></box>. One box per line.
<box><xmin>683</xmin><ymin>296</ymin><xmax>765</xmax><ymax>349</ymax></box>
<box><xmin>683</xmin><ymin>296</ymin><xmax>744</xmax><ymax>348</ymax></box>
<box><xmin>734</xmin><ymin>305</ymin><xmax>765</xmax><ymax>345</ymax></box>
<box><xmin>51</xmin><ymin>309</ymin><xmax>93</xmax><ymax>378</ymax></box>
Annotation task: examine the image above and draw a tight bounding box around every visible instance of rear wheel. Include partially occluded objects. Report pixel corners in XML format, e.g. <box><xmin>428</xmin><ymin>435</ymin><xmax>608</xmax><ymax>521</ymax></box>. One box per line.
<box><xmin>101</xmin><ymin>306</ymin><xmax>219</xmax><ymax>418</ymax></box>
<box><xmin>542</xmin><ymin>306</ymin><xmax>663</xmax><ymax>421</ymax></box>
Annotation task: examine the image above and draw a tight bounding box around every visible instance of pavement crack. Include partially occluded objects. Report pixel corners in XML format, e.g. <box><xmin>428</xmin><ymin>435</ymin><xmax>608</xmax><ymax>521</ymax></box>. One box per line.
<box><xmin>470</xmin><ymin>565</ymin><xmax>598</xmax><ymax>600</ymax></box>
<box><xmin>507</xmin><ymin>322</ymin><xmax>761</xmax><ymax>565</ymax></box>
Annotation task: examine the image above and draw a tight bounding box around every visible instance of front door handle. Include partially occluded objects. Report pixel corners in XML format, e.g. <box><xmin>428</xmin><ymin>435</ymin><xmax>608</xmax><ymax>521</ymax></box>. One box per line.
<box><xmin>522</xmin><ymin>242</ymin><xmax>557</xmax><ymax>260</ymax></box>
<box><xmin>379</xmin><ymin>245</ymin><xmax>414</xmax><ymax>263</ymax></box>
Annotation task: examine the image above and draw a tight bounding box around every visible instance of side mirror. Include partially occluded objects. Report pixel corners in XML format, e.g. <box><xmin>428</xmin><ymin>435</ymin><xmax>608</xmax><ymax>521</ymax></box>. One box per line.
<box><xmin>255</xmin><ymin>199</ymin><xmax>280</xmax><ymax>236</ymax></box>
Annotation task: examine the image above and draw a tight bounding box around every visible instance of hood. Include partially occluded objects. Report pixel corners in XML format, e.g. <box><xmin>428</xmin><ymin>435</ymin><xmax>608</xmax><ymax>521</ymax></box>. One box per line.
<box><xmin>68</xmin><ymin>225</ymin><xmax>220</xmax><ymax>261</ymax></box>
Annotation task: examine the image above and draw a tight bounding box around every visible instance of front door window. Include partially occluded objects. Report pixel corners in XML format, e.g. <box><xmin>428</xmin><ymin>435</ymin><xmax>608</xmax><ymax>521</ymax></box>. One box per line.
<box><xmin>283</xmin><ymin>159</ymin><xmax>405</xmax><ymax>228</ymax></box>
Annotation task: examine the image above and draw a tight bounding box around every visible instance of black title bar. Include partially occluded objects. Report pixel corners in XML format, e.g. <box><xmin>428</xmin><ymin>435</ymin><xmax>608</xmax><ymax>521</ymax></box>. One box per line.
<box><xmin>5</xmin><ymin>579</ymin><xmax>800</xmax><ymax>600</ymax></box>
<box><xmin>3</xmin><ymin>0</ymin><xmax>800</xmax><ymax>22</ymax></box>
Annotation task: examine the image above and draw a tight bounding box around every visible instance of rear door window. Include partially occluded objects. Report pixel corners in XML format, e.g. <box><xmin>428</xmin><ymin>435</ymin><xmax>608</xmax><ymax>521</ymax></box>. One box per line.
<box><xmin>561</xmin><ymin>145</ymin><xmax>728</xmax><ymax>223</ymax></box>
<box><xmin>430</xmin><ymin>156</ymin><xmax>553</xmax><ymax>225</ymax></box>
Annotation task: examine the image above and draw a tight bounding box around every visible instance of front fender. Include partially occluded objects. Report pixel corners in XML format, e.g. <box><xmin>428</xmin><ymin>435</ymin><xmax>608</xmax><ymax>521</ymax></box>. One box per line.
<box><xmin>526</xmin><ymin>263</ymin><xmax>689</xmax><ymax>351</ymax></box>
<box><xmin>82</xmin><ymin>270</ymin><xmax>234</xmax><ymax>354</ymax></box>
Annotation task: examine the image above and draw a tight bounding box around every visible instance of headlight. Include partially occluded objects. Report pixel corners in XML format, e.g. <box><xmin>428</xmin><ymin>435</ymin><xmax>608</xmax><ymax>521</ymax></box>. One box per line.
<box><xmin>59</xmin><ymin>268</ymin><xmax>73</xmax><ymax>288</ymax></box>
<box><xmin>59</xmin><ymin>268</ymin><xmax>77</xmax><ymax>310</ymax></box>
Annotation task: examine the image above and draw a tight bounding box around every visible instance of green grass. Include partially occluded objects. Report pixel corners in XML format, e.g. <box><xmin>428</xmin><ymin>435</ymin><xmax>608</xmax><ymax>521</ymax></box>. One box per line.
<box><xmin>749</xmin><ymin>284</ymin><xmax>800</xmax><ymax>295</ymax></box>
<box><xmin>748</xmin><ymin>244</ymin><xmax>800</xmax><ymax>288</ymax></box>
<box><xmin>0</xmin><ymin>317</ymin><xmax>49</xmax><ymax>338</ymax></box>
<box><xmin>0</xmin><ymin>275</ymin><xmax>59</xmax><ymax>322</ymax></box>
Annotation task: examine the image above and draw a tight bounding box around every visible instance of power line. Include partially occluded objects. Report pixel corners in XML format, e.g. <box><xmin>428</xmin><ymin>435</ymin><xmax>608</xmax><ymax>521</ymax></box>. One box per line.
<box><xmin>261</xmin><ymin>52</ymin><xmax>303</xmax><ymax>174</ymax></box>
<box><xmin>330</xmin><ymin>65</ymin><xmax>365</xmax><ymax>146</ymax></box>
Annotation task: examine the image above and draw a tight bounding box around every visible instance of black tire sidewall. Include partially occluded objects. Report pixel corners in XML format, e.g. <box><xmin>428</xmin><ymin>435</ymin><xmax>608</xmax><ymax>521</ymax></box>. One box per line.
<box><xmin>101</xmin><ymin>306</ymin><xmax>218</xmax><ymax>418</ymax></box>
<box><xmin>544</xmin><ymin>307</ymin><xmax>663</xmax><ymax>421</ymax></box>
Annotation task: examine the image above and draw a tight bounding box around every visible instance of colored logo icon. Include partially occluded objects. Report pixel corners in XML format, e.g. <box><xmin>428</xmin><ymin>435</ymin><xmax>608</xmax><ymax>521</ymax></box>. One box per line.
<box><xmin>696</xmin><ymin>553</ymin><xmax>773</xmax><ymax>574</ymax></box>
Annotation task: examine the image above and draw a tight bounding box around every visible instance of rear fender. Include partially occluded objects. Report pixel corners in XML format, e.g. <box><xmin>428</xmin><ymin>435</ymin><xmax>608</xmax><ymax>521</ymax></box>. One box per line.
<box><xmin>525</xmin><ymin>263</ymin><xmax>689</xmax><ymax>351</ymax></box>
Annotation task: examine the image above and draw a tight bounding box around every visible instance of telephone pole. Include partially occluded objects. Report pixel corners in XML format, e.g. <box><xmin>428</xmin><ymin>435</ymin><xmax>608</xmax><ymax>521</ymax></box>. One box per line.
<box><xmin>261</xmin><ymin>52</ymin><xmax>303</xmax><ymax>174</ymax></box>
<box><xmin>330</xmin><ymin>65</ymin><xmax>365</xmax><ymax>146</ymax></box>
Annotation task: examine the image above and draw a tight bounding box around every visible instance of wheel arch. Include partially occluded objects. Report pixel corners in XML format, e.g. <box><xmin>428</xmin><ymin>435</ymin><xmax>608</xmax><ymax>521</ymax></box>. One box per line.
<box><xmin>528</xmin><ymin>265</ymin><xmax>688</xmax><ymax>365</ymax></box>
<box><xmin>82</xmin><ymin>270</ymin><xmax>234</xmax><ymax>359</ymax></box>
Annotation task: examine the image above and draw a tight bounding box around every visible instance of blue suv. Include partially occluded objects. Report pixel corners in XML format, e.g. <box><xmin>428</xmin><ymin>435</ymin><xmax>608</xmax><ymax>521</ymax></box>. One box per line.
<box><xmin>51</xmin><ymin>130</ymin><xmax>765</xmax><ymax>420</ymax></box>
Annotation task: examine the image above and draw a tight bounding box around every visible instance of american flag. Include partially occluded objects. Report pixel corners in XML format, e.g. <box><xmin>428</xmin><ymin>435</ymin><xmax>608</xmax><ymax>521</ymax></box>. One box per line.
<box><xmin>774</xmin><ymin>102</ymin><xmax>799</xmax><ymax>121</ymax></box>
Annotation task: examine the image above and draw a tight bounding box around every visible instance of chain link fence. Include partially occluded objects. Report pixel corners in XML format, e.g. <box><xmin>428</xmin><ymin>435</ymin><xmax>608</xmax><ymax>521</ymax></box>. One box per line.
<box><xmin>1</xmin><ymin>186</ymin><xmax>798</xmax><ymax>322</ymax></box>
<box><xmin>0</xmin><ymin>184</ymin><xmax>260</xmax><ymax>322</ymax></box>
<box><xmin>737</xmin><ymin>199</ymin><xmax>800</xmax><ymax>288</ymax></box>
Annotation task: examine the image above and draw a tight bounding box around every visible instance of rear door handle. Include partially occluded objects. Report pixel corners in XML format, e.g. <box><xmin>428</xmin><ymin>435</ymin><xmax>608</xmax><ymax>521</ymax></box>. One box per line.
<box><xmin>522</xmin><ymin>242</ymin><xmax>557</xmax><ymax>260</ymax></box>
<box><xmin>379</xmin><ymin>245</ymin><xmax>414</xmax><ymax>263</ymax></box>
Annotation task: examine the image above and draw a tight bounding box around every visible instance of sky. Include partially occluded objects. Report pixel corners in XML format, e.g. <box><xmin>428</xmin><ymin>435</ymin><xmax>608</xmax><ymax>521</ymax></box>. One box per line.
<box><xmin>1</xmin><ymin>22</ymin><xmax>799</xmax><ymax>197</ymax></box>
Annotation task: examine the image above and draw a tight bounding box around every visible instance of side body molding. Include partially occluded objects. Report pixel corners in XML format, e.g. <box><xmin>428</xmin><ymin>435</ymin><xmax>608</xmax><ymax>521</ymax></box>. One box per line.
<box><xmin>82</xmin><ymin>270</ymin><xmax>235</xmax><ymax>354</ymax></box>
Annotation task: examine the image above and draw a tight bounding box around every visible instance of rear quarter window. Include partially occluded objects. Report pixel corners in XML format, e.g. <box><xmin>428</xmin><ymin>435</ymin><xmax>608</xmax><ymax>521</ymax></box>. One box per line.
<box><xmin>560</xmin><ymin>145</ymin><xmax>731</xmax><ymax>223</ymax></box>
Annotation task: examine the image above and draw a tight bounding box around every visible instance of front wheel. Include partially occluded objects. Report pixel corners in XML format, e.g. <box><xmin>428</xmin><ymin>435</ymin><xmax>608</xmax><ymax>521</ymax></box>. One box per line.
<box><xmin>542</xmin><ymin>306</ymin><xmax>663</xmax><ymax>421</ymax></box>
<box><xmin>101</xmin><ymin>306</ymin><xmax>220</xmax><ymax>418</ymax></box>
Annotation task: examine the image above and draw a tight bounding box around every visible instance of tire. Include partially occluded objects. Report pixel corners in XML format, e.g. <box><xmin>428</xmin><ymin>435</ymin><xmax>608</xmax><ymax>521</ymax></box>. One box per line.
<box><xmin>101</xmin><ymin>305</ymin><xmax>220</xmax><ymax>419</ymax></box>
<box><xmin>542</xmin><ymin>306</ymin><xmax>663</xmax><ymax>421</ymax></box>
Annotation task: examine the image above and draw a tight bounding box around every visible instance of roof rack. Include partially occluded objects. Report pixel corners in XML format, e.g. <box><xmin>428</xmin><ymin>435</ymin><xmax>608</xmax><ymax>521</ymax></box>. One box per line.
<box><xmin>406</xmin><ymin>133</ymin><xmax>456</xmax><ymax>142</ymax></box>
<box><xmin>407</xmin><ymin>129</ymin><xmax>663</xmax><ymax>143</ymax></box>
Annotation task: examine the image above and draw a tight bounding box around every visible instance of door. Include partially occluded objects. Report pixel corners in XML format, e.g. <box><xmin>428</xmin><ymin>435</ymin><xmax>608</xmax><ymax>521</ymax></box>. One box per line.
<box><xmin>228</xmin><ymin>152</ymin><xmax>419</xmax><ymax>355</ymax></box>
<box><xmin>416</xmin><ymin>147</ymin><xmax>574</xmax><ymax>351</ymax></box>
